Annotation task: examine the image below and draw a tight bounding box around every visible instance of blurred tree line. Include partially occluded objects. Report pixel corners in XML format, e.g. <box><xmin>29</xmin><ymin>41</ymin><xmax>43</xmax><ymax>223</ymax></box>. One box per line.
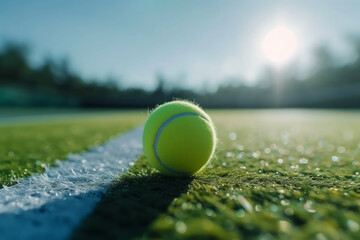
<box><xmin>0</xmin><ymin>40</ymin><xmax>360</xmax><ymax>108</ymax></box>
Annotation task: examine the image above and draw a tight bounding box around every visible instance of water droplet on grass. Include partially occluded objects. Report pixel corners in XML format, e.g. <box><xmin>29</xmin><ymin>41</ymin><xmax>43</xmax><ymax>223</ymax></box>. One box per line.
<box><xmin>270</xmin><ymin>204</ymin><xmax>278</xmax><ymax>212</ymax></box>
<box><xmin>279</xmin><ymin>220</ymin><xmax>291</xmax><ymax>232</ymax></box>
<box><xmin>205</xmin><ymin>208</ymin><xmax>215</xmax><ymax>217</ymax></box>
<box><xmin>304</xmin><ymin>200</ymin><xmax>316</xmax><ymax>213</ymax></box>
<box><xmin>299</xmin><ymin>158</ymin><xmax>308</xmax><ymax>164</ymax></box>
<box><xmin>255</xmin><ymin>205</ymin><xmax>262</xmax><ymax>212</ymax></box>
<box><xmin>226</xmin><ymin>152</ymin><xmax>235</xmax><ymax>158</ymax></box>
<box><xmin>337</xmin><ymin>146</ymin><xmax>346</xmax><ymax>153</ymax></box>
<box><xmin>237</xmin><ymin>195</ymin><xmax>253</xmax><ymax>212</ymax></box>
<box><xmin>277</xmin><ymin>158</ymin><xmax>283</xmax><ymax>164</ymax></box>
<box><xmin>347</xmin><ymin>219</ymin><xmax>360</xmax><ymax>232</ymax></box>
<box><xmin>236</xmin><ymin>145</ymin><xmax>244</xmax><ymax>151</ymax></box>
<box><xmin>229</xmin><ymin>132</ymin><xmax>237</xmax><ymax>141</ymax></box>
<box><xmin>236</xmin><ymin>209</ymin><xmax>245</xmax><ymax>217</ymax></box>
<box><xmin>315</xmin><ymin>233</ymin><xmax>327</xmax><ymax>240</ymax></box>
<box><xmin>175</xmin><ymin>221</ymin><xmax>187</xmax><ymax>234</ymax></box>
<box><xmin>331</xmin><ymin>156</ymin><xmax>339</xmax><ymax>162</ymax></box>
<box><xmin>252</xmin><ymin>151</ymin><xmax>261</xmax><ymax>158</ymax></box>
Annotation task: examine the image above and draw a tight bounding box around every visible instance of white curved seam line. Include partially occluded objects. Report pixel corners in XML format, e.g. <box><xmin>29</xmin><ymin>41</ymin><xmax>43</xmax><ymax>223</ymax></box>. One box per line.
<box><xmin>153</xmin><ymin>112</ymin><xmax>202</xmax><ymax>174</ymax></box>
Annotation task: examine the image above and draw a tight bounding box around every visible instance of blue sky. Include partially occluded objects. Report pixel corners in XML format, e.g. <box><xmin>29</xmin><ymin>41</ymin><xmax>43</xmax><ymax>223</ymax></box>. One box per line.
<box><xmin>1</xmin><ymin>0</ymin><xmax>360</xmax><ymax>89</ymax></box>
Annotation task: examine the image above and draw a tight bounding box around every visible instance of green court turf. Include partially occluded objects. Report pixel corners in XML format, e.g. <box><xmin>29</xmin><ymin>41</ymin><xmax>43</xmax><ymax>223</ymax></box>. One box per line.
<box><xmin>0</xmin><ymin>111</ymin><xmax>146</xmax><ymax>187</ymax></box>
<box><xmin>73</xmin><ymin>110</ymin><xmax>360</xmax><ymax>240</ymax></box>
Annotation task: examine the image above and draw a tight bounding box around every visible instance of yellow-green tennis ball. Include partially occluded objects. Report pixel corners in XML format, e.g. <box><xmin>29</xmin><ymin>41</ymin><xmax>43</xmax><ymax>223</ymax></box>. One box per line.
<box><xmin>143</xmin><ymin>100</ymin><xmax>217</xmax><ymax>176</ymax></box>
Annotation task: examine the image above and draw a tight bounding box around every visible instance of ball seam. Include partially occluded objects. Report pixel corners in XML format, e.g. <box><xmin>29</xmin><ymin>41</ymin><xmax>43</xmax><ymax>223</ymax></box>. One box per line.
<box><xmin>153</xmin><ymin>112</ymin><xmax>206</xmax><ymax>175</ymax></box>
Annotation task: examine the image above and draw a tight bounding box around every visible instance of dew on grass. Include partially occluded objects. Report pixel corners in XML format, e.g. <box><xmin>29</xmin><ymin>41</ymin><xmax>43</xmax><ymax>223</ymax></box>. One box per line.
<box><xmin>337</xmin><ymin>146</ymin><xmax>346</xmax><ymax>153</ymax></box>
<box><xmin>279</xmin><ymin>148</ymin><xmax>287</xmax><ymax>155</ymax></box>
<box><xmin>277</xmin><ymin>158</ymin><xmax>284</xmax><ymax>164</ymax></box>
<box><xmin>315</xmin><ymin>168</ymin><xmax>320</xmax><ymax>171</ymax></box>
<box><xmin>260</xmin><ymin>160</ymin><xmax>269</xmax><ymax>167</ymax></box>
<box><xmin>237</xmin><ymin>195</ymin><xmax>253</xmax><ymax>212</ymax></box>
<box><xmin>240</xmin><ymin>166</ymin><xmax>246</xmax><ymax>169</ymax></box>
<box><xmin>237</xmin><ymin>153</ymin><xmax>244</xmax><ymax>159</ymax></box>
<box><xmin>347</xmin><ymin>219</ymin><xmax>360</xmax><ymax>232</ymax></box>
<box><xmin>252</xmin><ymin>151</ymin><xmax>261</xmax><ymax>158</ymax></box>
<box><xmin>264</xmin><ymin>148</ymin><xmax>271</xmax><ymax>154</ymax></box>
<box><xmin>164</xmin><ymin>216</ymin><xmax>173</xmax><ymax>224</ymax></box>
<box><xmin>205</xmin><ymin>208</ymin><xmax>215</xmax><ymax>217</ymax></box>
<box><xmin>181</xmin><ymin>202</ymin><xmax>188</xmax><ymax>210</ymax></box>
<box><xmin>129</xmin><ymin>162</ymin><xmax>134</xmax><ymax>166</ymax></box>
<box><xmin>331</xmin><ymin>156</ymin><xmax>339</xmax><ymax>162</ymax></box>
<box><xmin>255</xmin><ymin>205</ymin><xmax>262</xmax><ymax>212</ymax></box>
<box><xmin>355</xmin><ymin>172</ymin><xmax>359</xmax><ymax>175</ymax></box>
<box><xmin>236</xmin><ymin>145</ymin><xmax>244</xmax><ymax>151</ymax></box>
<box><xmin>228</xmin><ymin>132</ymin><xmax>237</xmax><ymax>141</ymax></box>
<box><xmin>288</xmin><ymin>156</ymin><xmax>295</xmax><ymax>161</ymax></box>
<box><xmin>299</xmin><ymin>158</ymin><xmax>308</xmax><ymax>164</ymax></box>
<box><xmin>175</xmin><ymin>221</ymin><xmax>187</xmax><ymax>234</ymax></box>
<box><xmin>81</xmin><ymin>159</ymin><xmax>87</xmax><ymax>164</ymax></box>
<box><xmin>279</xmin><ymin>220</ymin><xmax>291</xmax><ymax>232</ymax></box>
<box><xmin>276</xmin><ymin>171</ymin><xmax>279</xmax><ymax>174</ymax></box>
<box><xmin>304</xmin><ymin>200</ymin><xmax>316</xmax><ymax>213</ymax></box>
<box><xmin>290</xmin><ymin>165</ymin><xmax>299</xmax><ymax>169</ymax></box>
<box><xmin>315</xmin><ymin>233</ymin><xmax>327</xmax><ymax>240</ymax></box>
<box><xmin>226</xmin><ymin>152</ymin><xmax>235</xmax><ymax>158</ymax></box>
<box><xmin>222</xmin><ymin>162</ymin><xmax>227</xmax><ymax>167</ymax></box>
<box><xmin>236</xmin><ymin>209</ymin><xmax>245</xmax><ymax>217</ymax></box>
<box><xmin>270</xmin><ymin>204</ymin><xmax>278</xmax><ymax>212</ymax></box>
<box><xmin>8</xmin><ymin>151</ymin><xmax>15</xmax><ymax>157</ymax></box>
<box><xmin>281</xmin><ymin>200</ymin><xmax>289</xmax><ymax>206</ymax></box>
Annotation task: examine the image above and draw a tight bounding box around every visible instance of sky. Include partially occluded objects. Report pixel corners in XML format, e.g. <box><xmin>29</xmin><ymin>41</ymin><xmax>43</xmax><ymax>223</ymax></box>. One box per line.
<box><xmin>1</xmin><ymin>0</ymin><xmax>360</xmax><ymax>90</ymax></box>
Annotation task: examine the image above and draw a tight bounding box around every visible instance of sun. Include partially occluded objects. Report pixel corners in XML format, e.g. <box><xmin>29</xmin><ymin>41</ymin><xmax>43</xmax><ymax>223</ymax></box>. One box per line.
<box><xmin>262</xmin><ymin>26</ymin><xmax>297</xmax><ymax>65</ymax></box>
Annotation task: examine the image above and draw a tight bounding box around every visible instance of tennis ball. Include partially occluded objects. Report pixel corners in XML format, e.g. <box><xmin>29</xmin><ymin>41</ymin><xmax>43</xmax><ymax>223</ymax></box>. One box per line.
<box><xmin>143</xmin><ymin>100</ymin><xmax>217</xmax><ymax>176</ymax></box>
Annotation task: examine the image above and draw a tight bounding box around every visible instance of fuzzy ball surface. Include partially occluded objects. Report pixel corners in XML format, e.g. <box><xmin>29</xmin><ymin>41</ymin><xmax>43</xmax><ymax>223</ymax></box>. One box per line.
<box><xmin>143</xmin><ymin>100</ymin><xmax>217</xmax><ymax>175</ymax></box>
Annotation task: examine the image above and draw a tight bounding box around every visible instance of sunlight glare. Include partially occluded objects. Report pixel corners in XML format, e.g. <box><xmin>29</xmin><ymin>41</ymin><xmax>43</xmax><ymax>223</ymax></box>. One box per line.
<box><xmin>262</xmin><ymin>26</ymin><xmax>297</xmax><ymax>65</ymax></box>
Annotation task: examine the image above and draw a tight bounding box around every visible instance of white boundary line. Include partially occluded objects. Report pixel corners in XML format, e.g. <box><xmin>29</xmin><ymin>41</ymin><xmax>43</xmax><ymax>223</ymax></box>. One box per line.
<box><xmin>0</xmin><ymin>126</ymin><xmax>143</xmax><ymax>240</ymax></box>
